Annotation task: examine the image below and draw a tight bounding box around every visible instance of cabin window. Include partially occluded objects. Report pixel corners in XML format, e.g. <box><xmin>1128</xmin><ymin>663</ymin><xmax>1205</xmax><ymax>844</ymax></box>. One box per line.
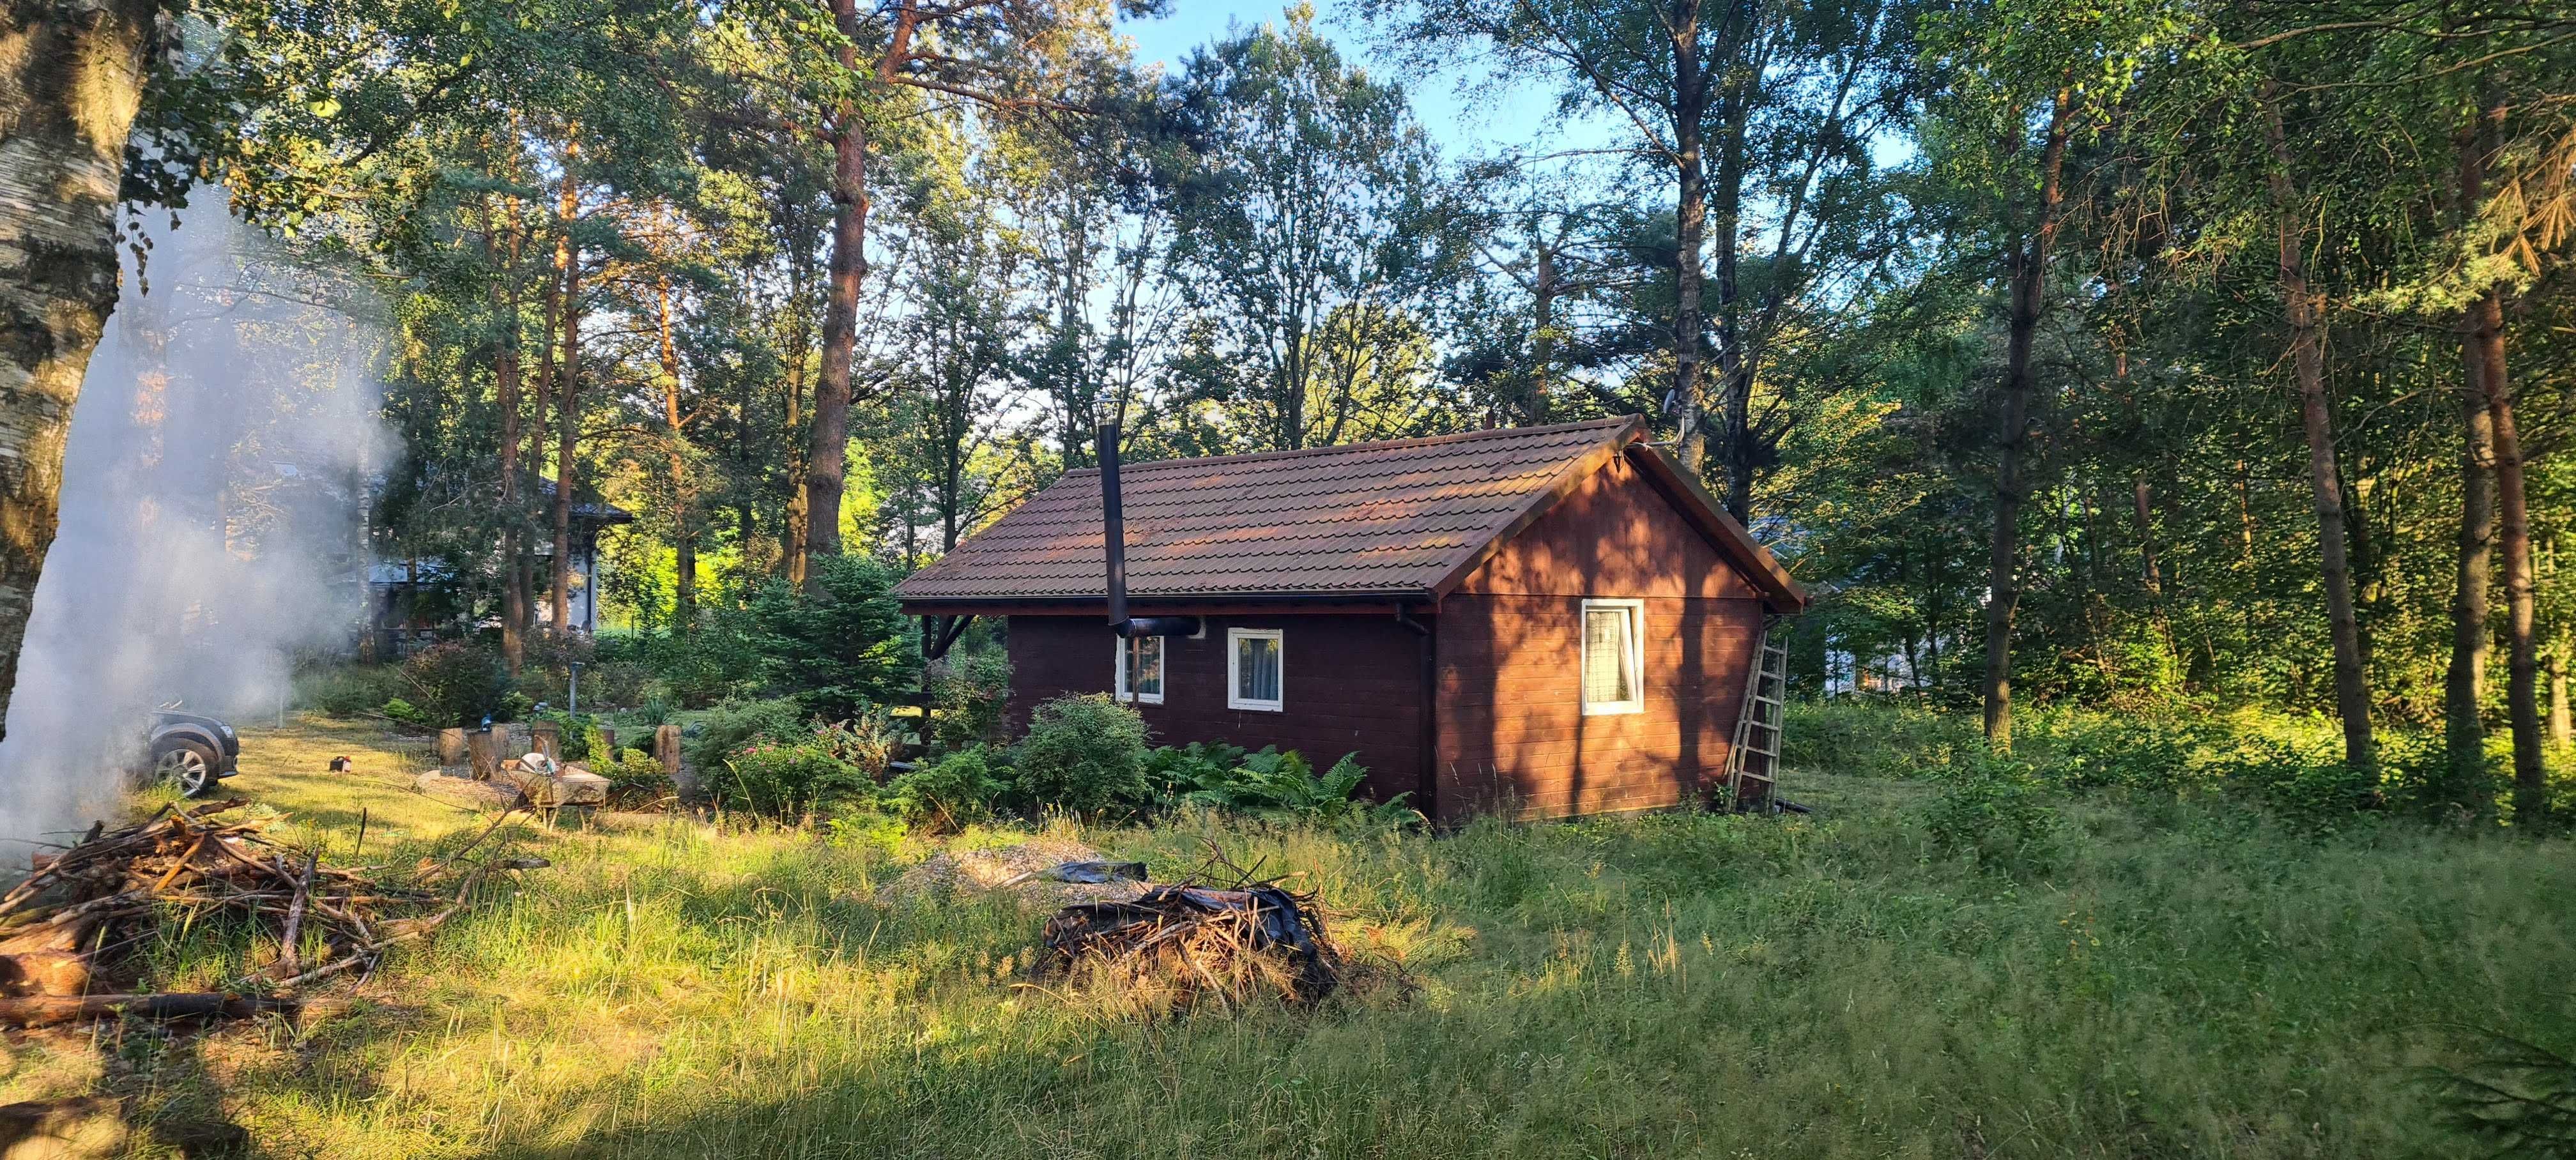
<box><xmin>1113</xmin><ymin>635</ymin><xmax>1164</xmax><ymax>705</ymax></box>
<box><xmin>1580</xmin><ymin>599</ymin><xmax>1644</xmax><ymax>715</ymax></box>
<box><xmin>1228</xmin><ymin>627</ymin><xmax>1284</xmax><ymax>711</ymax></box>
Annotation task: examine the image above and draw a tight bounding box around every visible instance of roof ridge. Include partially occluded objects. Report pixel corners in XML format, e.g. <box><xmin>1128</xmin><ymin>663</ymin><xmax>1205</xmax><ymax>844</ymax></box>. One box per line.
<box><xmin>1057</xmin><ymin>416</ymin><xmax>1639</xmax><ymax>478</ymax></box>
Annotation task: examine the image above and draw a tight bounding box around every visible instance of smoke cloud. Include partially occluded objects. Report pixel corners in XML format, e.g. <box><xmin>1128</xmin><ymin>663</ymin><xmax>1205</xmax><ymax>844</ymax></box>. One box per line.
<box><xmin>0</xmin><ymin>205</ymin><xmax>395</xmax><ymax>848</ymax></box>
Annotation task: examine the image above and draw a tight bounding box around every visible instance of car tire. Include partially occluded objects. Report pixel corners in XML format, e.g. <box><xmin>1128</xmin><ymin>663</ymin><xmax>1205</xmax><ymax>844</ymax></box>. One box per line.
<box><xmin>151</xmin><ymin>738</ymin><xmax>219</xmax><ymax>798</ymax></box>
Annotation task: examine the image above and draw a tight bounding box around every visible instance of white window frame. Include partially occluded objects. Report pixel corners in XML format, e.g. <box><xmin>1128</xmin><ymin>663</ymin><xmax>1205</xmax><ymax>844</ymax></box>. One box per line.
<box><xmin>1112</xmin><ymin>634</ymin><xmax>1164</xmax><ymax>705</ymax></box>
<box><xmin>1227</xmin><ymin>627</ymin><xmax>1285</xmax><ymax>712</ymax></box>
<box><xmin>1579</xmin><ymin>599</ymin><xmax>1646</xmax><ymax>716</ymax></box>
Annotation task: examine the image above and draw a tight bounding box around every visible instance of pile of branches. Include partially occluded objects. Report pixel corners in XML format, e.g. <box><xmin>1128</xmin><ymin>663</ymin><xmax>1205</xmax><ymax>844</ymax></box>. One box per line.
<box><xmin>0</xmin><ymin>800</ymin><xmax>531</xmax><ymax>1027</ymax></box>
<box><xmin>1038</xmin><ymin>848</ymin><xmax>1383</xmax><ymax>1013</ymax></box>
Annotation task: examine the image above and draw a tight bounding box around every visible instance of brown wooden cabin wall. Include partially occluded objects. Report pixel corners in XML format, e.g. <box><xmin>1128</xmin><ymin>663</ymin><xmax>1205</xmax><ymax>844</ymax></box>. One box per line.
<box><xmin>1005</xmin><ymin>613</ymin><xmax>1427</xmax><ymax>804</ymax></box>
<box><xmin>1434</xmin><ymin>453</ymin><xmax>1766</xmax><ymax>820</ymax></box>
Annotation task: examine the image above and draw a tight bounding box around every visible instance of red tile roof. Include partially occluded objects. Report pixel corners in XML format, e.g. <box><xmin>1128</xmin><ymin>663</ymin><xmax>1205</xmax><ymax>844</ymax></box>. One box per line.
<box><xmin>893</xmin><ymin>415</ymin><xmax>1805</xmax><ymax>609</ymax></box>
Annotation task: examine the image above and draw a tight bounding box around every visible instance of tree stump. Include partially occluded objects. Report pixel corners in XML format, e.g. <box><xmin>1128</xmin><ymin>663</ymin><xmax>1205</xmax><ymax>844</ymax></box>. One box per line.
<box><xmin>467</xmin><ymin>730</ymin><xmax>501</xmax><ymax>781</ymax></box>
<box><xmin>654</xmin><ymin>725</ymin><xmax>681</xmax><ymax>774</ymax></box>
<box><xmin>436</xmin><ymin>728</ymin><xmax>468</xmax><ymax>767</ymax></box>
<box><xmin>529</xmin><ymin>721</ymin><xmax>561</xmax><ymax>762</ymax></box>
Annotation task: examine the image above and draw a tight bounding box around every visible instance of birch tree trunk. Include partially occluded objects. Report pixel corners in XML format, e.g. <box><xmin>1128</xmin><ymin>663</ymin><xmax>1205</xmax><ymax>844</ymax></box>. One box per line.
<box><xmin>2258</xmin><ymin>86</ymin><xmax>2374</xmax><ymax>772</ymax></box>
<box><xmin>0</xmin><ymin>0</ymin><xmax>158</xmax><ymax>738</ymax></box>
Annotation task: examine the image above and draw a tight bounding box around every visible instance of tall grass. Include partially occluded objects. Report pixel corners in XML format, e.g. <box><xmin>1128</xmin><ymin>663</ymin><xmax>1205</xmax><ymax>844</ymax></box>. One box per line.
<box><xmin>40</xmin><ymin>709</ymin><xmax>2576</xmax><ymax>1158</ymax></box>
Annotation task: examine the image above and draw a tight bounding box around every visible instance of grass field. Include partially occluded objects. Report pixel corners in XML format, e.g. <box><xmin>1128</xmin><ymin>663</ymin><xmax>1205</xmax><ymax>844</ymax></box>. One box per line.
<box><xmin>6</xmin><ymin>707</ymin><xmax>2573</xmax><ymax>1158</ymax></box>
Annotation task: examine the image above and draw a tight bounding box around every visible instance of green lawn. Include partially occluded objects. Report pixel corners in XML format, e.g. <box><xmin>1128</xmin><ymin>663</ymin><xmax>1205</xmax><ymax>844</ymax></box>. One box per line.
<box><xmin>12</xmin><ymin>710</ymin><xmax>2574</xmax><ymax>1158</ymax></box>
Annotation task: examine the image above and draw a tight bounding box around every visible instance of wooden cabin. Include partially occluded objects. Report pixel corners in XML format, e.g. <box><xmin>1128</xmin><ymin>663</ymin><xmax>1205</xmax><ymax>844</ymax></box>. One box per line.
<box><xmin>893</xmin><ymin>416</ymin><xmax>1807</xmax><ymax>822</ymax></box>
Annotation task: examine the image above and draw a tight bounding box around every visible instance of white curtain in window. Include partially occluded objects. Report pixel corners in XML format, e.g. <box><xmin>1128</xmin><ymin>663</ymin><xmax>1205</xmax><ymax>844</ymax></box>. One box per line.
<box><xmin>1237</xmin><ymin>635</ymin><xmax>1280</xmax><ymax>702</ymax></box>
<box><xmin>1584</xmin><ymin>607</ymin><xmax>1634</xmax><ymax>704</ymax></box>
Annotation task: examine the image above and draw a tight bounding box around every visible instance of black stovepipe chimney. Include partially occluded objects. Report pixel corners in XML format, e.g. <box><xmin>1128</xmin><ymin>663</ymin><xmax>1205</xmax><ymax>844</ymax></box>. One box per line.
<box><xmin>1097</xmin><ymin>417</ymin><xmax>1130</xmax><ymax>632</ymax></box>
<box><xmin>1095</xmin><ymin>412</ymin><xmax>1197</xmax><ymax>640</ymax></box>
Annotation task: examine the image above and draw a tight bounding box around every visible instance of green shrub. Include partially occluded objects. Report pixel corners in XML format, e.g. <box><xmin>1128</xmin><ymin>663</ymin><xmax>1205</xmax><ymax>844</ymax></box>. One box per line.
<box><xmin>813</xmin><ymin>707</ymin><xmax>903</xmax><ymax>780</ymax></box>
<box><xmin>597</xmin><ymin>629</ymin><xmax>762</xmax><ymax>707</ymax></box>
<box><xmin>399</xmin><ymin>641</ymin><xmax>516</xmax><ymax>728</ymax></box>
<box><xmin>719</xmin><ymin>741</ymin><xmax>868</xmax><ymax>818</ymax></box>
<box><xmin>686</xmin><ymin>698</ymin><xmax>812</xmax><ymax>770</ymax></box>
<box><xmin>882</xmin><ymin>746</ymin><xmax>1006</xmax><ymax>832</ymax></box>
<box><xmin>599</xmin><ymin>747</ymin><xmax>675</xmax><ymax>807</ymax></box>
<box><xmin>2212</xmin><ymin>736</ymin><xmax>2383</xmax><ymax>833</ymax></box>
<box><xmin>1012</xmin><ymin>694</ymin><xmax>1149</xmax><ymax>814</ymax></box>
<box><xmin>926</xmin><ymin>651</ymin><xmax>1013</xmax><ymax>751</ymax></box>
<box><xmin>302</xmin><ymin>664</ymin><xmax>406</xmax><ymax>717</ymax></box>
<box><xmin>535</xmin><ymin>710</ymin><xmax>608</xmax><ymax>763</ymax></box>
<box><xmin>1184</xmin><ymin>747</ymin><xmax>1418</xmax><ymax>827</ymax></box>
<box><xmin>739</xmin><ymin>555</ymin><xmax>920</xmax><ymax>717</ymax></box>
<box><xmin>1142</xmin><ymin>741</ymin><xmax>1249</xmax><ymax>804</ymax></box>
<box><xmin>379</xmin><ymin>698</ymin><xmax>433</xmax><ymax>729</ymax></box>
<box><xmin>1923</xmin><ymin>758</ymin><xmax>2064</xmax><ymax>875</ymax></box>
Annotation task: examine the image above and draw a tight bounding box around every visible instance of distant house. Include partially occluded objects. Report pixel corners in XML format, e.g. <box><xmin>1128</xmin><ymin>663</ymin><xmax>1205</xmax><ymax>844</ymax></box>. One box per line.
<box><xmin>369</xmin><ymin>478</ymin><xmax>632</xmax><ymax>653</ymax></box>
<box><xmin>894</xmin><ymin>416</ymin><xmax>1807</xmax><ymax>823</ymax></box>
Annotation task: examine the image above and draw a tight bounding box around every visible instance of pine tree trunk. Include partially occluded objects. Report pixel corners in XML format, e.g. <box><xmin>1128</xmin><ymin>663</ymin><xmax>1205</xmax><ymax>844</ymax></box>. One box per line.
<box><xmin>2259</xmin><ymin>87</ymin><xmax>2374</xmax><ymax>772</ymax></box>
<box><xmin>2445</xmin><ymin>303</ymin><xmax>2496</xmax><ymax>795</ymax></box>
<box><xmin>2548</xmin><ymin>643</ymin><xmax>2570</xmax><ymax>749</ymax></box>
<box><xmin>2444</xmin><ymin>123</ymin><xmax>2498</xmax><ymax>801</ymax></box>
<box><xmin>2474</xmin><ymin>283</ymin><xmax>2543</xmax><ymax>821</ymax></box>
<box><xmin>550</xmin><ymin>154</ymin><xmax>579</xmax><ymax>637</ymax></box>
<box><xmin>1981</xmin><ymin>94</ymin><xmax>2074</xmax><ymax>749</ymax></box>
<box><xmin>802</xmin><ymin>0</ymin><xmax>869</xmax><ymax>589</ymax></box>
<box><xmin>493</xmin><ymin>201</ymin><xmax>527</xmax><ymax>675</ymax></box>
<box><xmin>0</xmin><ymin>0</ymin><xmax>158</xmax><ymax>739</ymax></box>
<box><xmin>658</xmin><ymin>274</ymin><xmax>694</xmax><ymax>630</ymax></box>
<box><xmin>1669</xmin><ymin>0</ymin><xmax>1710</xmax><ymax>478</ymax></box>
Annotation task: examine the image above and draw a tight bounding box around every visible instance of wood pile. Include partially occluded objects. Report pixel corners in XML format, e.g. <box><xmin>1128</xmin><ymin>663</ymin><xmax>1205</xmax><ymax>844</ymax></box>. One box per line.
<box><xmin>0</xmin><ymin>799</ymin><xmax>532</xmax><ymax>1027</ymax></box>
<box><xmin>1041</xmin><ymin>881</ymin><xmax>1346</xmax><ymax>1011</ymax></box>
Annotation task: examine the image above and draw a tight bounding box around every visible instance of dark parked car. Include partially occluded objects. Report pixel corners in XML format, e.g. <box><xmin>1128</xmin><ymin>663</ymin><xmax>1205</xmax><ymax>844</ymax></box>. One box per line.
<box><xmin>147</xmin><ymin>710</ymin><xmax>240</xmax><ymax>797</ymax></box>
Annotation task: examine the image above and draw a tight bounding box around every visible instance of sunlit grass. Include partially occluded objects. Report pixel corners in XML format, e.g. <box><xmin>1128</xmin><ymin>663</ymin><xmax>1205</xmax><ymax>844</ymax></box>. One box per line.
<box><xmin>20</xmin><ymin>709</ymin><xmax>2573</xmax><ymax>1157</ymax></box>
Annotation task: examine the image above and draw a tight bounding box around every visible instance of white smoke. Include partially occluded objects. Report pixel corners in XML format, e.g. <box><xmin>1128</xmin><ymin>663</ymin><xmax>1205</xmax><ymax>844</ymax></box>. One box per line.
<box><xmin>0</xmin><ymin>204</ymin><xmax>395</xmax><ymax>846</ymax></box>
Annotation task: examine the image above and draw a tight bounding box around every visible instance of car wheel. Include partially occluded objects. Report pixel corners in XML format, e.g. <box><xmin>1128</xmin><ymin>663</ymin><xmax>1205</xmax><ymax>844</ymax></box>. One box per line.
<box><xmin>152</xmin><ymin>738</ymin><xmax>218</xmax><ymax>798</ymax></box>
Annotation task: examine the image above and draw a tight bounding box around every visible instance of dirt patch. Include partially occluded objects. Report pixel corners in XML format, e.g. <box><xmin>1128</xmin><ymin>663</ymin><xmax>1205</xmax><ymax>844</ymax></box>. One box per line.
<box><xmin>874</xmin><ymin>839</ymin><xmax>1149</xmax><ymax>907</ymax></box>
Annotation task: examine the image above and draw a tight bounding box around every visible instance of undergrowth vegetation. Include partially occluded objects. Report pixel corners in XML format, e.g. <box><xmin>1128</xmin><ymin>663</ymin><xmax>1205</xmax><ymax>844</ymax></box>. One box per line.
<box><xmin>43</xmin><ymin>703</ymin><xmax>2574</xmax><ymax>1159</ymax></box>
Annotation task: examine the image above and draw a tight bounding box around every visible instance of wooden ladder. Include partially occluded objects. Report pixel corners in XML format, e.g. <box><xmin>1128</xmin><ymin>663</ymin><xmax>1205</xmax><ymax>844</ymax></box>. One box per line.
<box><xmin>1724</xmin><ymin>622</ymin><xmax>1789</xmax><ymax>813</ymax></box>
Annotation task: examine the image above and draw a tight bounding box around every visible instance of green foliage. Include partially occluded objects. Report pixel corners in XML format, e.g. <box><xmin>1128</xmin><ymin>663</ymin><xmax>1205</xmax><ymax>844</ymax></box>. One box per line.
<box><xmin>880</xmin><ymin>747</ymin><xmax>1007</xmax><ymax>832</ymax></box>
<box><xmin>925</xmin><ymin>651</ymin><xmax>1013</xmax><ymax>751</ymax></box>
<box><xmin>599</xmin><ymin>747</ymin><xmax>675</xmax><ymax>806</ymax></box>
<box><xmin>399</xmin><ymin>641</ymin><xmax>516</xmax><ymax>728</ymax></box>
<box><xmin>718</xmin><ymin>742</ymin><xmax>868</xmax><ymax>819</ymax></box>
<box><xmin>1140</xmin><ymin>740</ymin><xmax>1249</xmax><ymax>803</ymax></box>
<box><xmin>300</xmin><ymin>664</ymin><xmax>406</xmax><ymax>717</ymax></box>
<box><xmin>2208</xmin><ymin>736</ymin><xmax>2384</xmax><ymax>834</ymax></box>
<box><xmin>1011</xmin><ymin>694</ymin><xmax>1150</xmax><ymax>814</ymax></box>
<box><xmin>738</xmin><ymin>556</ymin><xmax>921</xmax><ymax>717</ymax></box>
<box><xmin>1152</xmin><ymin>745</ymin><xmax>1421</xmax><ymax>828</ymax></box>
<box><xmin>537</xmin><ymin>711</ymin><xmax>609</xmax><ymax>763</ymax></box>
<box><xmin>597</xmin><ymin>630</ymin><xmax>763</xmax><ymax>708</ymax></box>
<box><xmin>685</xmin><ymin>698</ymin><xmax>813</xmax><ymax>772</ymax></box>
<box><xmin>379</xmin><ymin>698</ymin><xmax>433</xmax><ymax>729</ymax></box>
<box><xmin>1922</xmin><ymin>758</ymin><xmax>2064</xmax><ymax>875</ymax></box>
<box><xmin>811</xmin><ymin>708</ymin><xmax>902</xmax><ymax>780</ymax></box>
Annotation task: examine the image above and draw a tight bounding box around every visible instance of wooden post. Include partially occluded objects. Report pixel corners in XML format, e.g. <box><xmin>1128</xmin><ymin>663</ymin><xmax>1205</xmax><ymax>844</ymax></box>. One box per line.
<box><xmin>437</xmin><ymin>728</ymin><xmax>468</xmax><ymax>768</ymax></box>
<box><xmin>655</xmin><ymin>724</ymin><xmax>682</xmax><ymax>774</ymax></box>
<box><xmin>597</xmin><ymin>724</ymin><xmax>618</xmax><ymax>757</ymax></box>
<box><xmin>529</xmin><ymin>721</ymin><xmax>561</xmax><ymax>763</ymax></box>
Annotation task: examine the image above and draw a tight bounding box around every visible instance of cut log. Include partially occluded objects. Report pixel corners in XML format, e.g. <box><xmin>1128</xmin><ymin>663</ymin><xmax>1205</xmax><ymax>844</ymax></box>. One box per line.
<box><xmin>0</xmin><ymin>993</ymin><xmax>295</xmax><ymax>1028</ymax></box>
